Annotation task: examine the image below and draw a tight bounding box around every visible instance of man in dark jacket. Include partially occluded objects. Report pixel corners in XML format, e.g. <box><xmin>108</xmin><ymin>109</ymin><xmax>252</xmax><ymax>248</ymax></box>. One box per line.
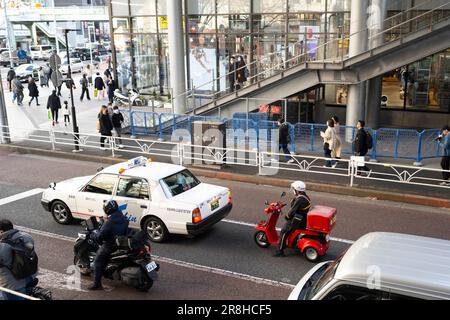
<box><xmin>13</xmin><ymin>76</ymin><xmax>24</xmax><ymax>106</ymax></box>
<box><xmin>89</xmin><ymin>200</ymin><xmax>129</xmax><ymax>290</ymax></box>
<box><xmin>275</xmin><ymin>181</ymin><xmax>311</xmax><ymax>257</ymax></box>
<box><xmin>278</xmin><ymin>118</ymin><xmax>294</xmax><ymax>163</ymax></box>
<box><xmin>0</xmin><ymin>219</ymin><xmax>36</xmax><ymax>300</ymax></box>
<box><xmin>111</xmin><ymin>106</ymin><xmax>124</xmax><ymax>148</ymax></box>
<box><xmin>6</xmin><ymin>68</ymin><xmax>15</xmax><ymax>92</ymax></box>
<box><xmin>106</xmin><ymin>77</ymin><xmax>116</xmax><ymax>104</ymax></box>
<box><xmin>228</xmin><ymin>56</ymin><xmax>236</xmax><ymax>92</ymax></box>
<box><xmin>99</xmin><ymin>105</ymin><xmax>113</xmax><ymax>149</ymax></box>
<box><xmin>353</xmin><ymin>120</ymin><xmax>371</xmax><ymax>173</ymax></box>
<box><xmin>79</xmin><ymin>74</ymin><xmax>90</xmax><ymax>102</ymax></box>
<box><xmin>47</xmin><ymin>90</ymin><xmax>61</xmax><ymax>126</ymax></box>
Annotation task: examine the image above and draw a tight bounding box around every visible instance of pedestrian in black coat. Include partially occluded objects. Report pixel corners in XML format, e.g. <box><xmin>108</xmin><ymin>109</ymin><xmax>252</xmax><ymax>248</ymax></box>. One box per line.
<box><xmin>6</xmin><ymin>68</ymin><xmax>15</xmax><ymax>92</ymax></box>
<box><xmin>98</xmin><ymin>105</ymin><xmax>113</xmax><ymax>149</ymax></box>
<box><xmin>28</xmin><ymin>78</ymin><xmax>40</xmax><ymax>106</ymax></box>
<box><xmin>46</xmin><ymin>90</ymin><xmax>61</xmax><ymax>126</ymax></box>
<box><xmin>353</xmin><ymin>120</ymin><xmax>370</xmax><ymax>173</ymax></box>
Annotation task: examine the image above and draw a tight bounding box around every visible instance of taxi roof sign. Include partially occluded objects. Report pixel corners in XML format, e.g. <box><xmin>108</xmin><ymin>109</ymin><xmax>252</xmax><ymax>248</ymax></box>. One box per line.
<box><xmin>127</xmin><ymin>156</ymin><xmax>147</xmax><ymax>169</ymax></box>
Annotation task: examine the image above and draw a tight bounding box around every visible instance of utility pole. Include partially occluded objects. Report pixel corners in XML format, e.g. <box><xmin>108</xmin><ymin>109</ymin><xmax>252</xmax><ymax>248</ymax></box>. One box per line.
<box><xmin>51</xmin><ymin>0</ymin><xmax>60</xmax><ymax>54</ymax></box>
<box><xmin>0</xmin><ymin>72</ymin><xmax>11</xmax><ymax>144</ymax></box>
<box><xmin>2</xmin><ymin>0</ymin><xmax>16</xmax><ymax>68</ymax></box>
<box><xmin>64</xmin><ymin>29</ymin><xmax>81</xmax><ymax>152</ymax></box>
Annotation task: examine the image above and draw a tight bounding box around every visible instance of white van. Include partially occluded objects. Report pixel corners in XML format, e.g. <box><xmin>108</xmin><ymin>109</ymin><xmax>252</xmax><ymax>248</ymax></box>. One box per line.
<box><xmin>289</xmin><ymin>232</ymin><xmax>450</xmax><ymax>300</ymax></box>
<box><xmin>30</xmin><ymin>45</ymin><xmax>54</xmax><ymax>61</ymax></box>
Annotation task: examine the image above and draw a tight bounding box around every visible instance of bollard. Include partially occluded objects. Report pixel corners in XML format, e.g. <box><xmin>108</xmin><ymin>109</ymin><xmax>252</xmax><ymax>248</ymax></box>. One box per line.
<box><xmin>158</xmin><ymin>113</ymin><xmax>164</xmax><ymax>142</ymax></box>
<box><xmin>310</xmin><ymin>124</ymin><xmax>314</xmax><ymax>151</ymax></box>
<box><xmin>370</xmin><ymin>130</ymin><xmax>378</xmax><ymax>163</ymax></box>
<box><xmin>130</xmin><ymin>111</ymin><xmax>137</xmax><ymax>139</ymax></box>
<box><xmin>413</xmin><ymin>131</ymin><xmax>424</xmax><ymax>167</ymax></box>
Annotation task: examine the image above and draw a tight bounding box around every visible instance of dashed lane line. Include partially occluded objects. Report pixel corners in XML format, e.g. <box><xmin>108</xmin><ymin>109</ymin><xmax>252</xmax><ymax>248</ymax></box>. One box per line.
<box><xmin>0</xmin><ymin>188</ymin><xmax>44</xmax><ymax>206</ymax></box>
<box><xmin>17</xmin><ymin>225</ymin><xmax>296</xmax><ymax>290</ymax></box>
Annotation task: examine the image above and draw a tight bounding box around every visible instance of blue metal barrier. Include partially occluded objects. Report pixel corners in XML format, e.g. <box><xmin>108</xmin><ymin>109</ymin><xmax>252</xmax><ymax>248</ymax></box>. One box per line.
<box><xmin>124</xmin><ymin>109</ymin><xmax>444</xmax><ymax>163</ymax></box>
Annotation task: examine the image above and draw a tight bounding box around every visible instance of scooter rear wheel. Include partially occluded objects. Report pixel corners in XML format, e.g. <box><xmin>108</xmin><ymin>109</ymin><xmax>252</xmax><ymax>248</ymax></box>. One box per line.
<box><xmin>303</xmin><ymin>247</ymin><xmax>320</xmax><ymax>262</ymax></box>
<box><xmin>254</xmin><ymin>231</ymin><xmax>270</xmax><ymax>248</ymax></box>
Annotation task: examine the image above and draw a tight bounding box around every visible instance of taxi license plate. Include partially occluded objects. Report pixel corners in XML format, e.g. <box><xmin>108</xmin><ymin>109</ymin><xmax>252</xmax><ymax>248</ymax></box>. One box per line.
<box><xmin>145</xmin><ymin>261</ymin><xmax>157</xmax><ymax>273</ymax></box>
<box><xmin>210</xmin><ymin>199</ymin><xmax>220</xmax><ymax>211</ymax></box>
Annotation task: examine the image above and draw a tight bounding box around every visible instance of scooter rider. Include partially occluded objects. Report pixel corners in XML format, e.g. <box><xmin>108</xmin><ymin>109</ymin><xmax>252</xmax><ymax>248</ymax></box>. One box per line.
<box><xmin>274</xmin><ymin>181</ymin><xmax>311</xmax><ymax>257</ymax></box>
<box><xmin>89</xmin><ymin>200</ymin><xmax>129</xmax><ymax>290</ymax></box>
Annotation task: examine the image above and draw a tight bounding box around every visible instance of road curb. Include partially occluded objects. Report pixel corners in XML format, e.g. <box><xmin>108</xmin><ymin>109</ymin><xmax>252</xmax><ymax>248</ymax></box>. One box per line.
<box><xmin>3</xmin><ymin>144</ymin><xmax>450</xmax><ymax>209</ymax></box>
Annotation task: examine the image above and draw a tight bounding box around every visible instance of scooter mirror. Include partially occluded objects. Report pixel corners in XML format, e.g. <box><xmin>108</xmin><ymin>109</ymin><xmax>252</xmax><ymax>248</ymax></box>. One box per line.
<box><xmin>264</xmin><ymin>200</ymin><xmax>269</xmax><ymax>205</ymax></box>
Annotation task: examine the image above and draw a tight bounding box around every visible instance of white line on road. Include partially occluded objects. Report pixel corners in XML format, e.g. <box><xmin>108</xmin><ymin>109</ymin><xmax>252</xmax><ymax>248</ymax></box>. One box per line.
<box><xmin>18</xmin><ymin>225</ymin><xmax>295</xmax><ymax>290</ymax></box>
<box><xmin>0</xmin><ymin>188</ymin><xmax>44</xmax><ymax>206</ymax></box>
<box><xmin>222</xmin><ymin>219</ymin><xmax>355</xmax><ymax>244</ymax></box>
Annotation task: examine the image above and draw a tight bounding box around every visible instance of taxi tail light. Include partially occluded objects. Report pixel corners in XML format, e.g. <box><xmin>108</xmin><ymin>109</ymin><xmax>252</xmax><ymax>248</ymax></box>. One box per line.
<box><xmin>192</xmin><ymin>208</ymin><xmax>202</xmax><ymax>224</ymax></box>
<box><xmin>228</xmin><ymin>191</ymin><xmax>232</xmax><ymax>205</ymax></box>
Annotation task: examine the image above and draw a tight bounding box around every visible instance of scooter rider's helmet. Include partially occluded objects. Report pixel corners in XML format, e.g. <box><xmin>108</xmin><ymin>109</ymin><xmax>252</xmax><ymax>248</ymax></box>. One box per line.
<box><xmin>103</xmin><ymin>200</ymin><xmax>119</xmax><ymax>216</ymax></box>
<box><xmin>290</xmin><ymin>181</ymin><xmax>306</xmax><ymax>194</ymax></box>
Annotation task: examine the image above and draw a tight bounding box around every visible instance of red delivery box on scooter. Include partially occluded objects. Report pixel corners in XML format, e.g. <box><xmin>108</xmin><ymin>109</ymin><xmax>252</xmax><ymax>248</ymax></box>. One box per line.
<box><xmin>306</xmin><ymin>206</ymin><xmax>337</xmax><ymax>233</ymax></box>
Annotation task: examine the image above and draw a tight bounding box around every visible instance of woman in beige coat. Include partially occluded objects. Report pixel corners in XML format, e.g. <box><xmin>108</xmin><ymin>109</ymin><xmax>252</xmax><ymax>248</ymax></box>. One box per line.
<box><xmin>321</xmin><ymin>119</ymin><xmax>339</xmax><ymax>167</ymax></box>
<box><xmin>332</xmin><ymin>115</ymin><xmax>342</xmax><ymax>161</ymax></box>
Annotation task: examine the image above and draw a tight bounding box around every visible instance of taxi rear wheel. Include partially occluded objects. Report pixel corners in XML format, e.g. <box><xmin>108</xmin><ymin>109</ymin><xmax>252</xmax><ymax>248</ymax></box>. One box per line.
<box><xmin>143</xmin><ymin>217</ymin><xmax>169</xmax><ymax>243</ymax></box>
<box><xmin>51</xmin><ymin>201</ymin><xmax>73</xmax><ymax>225</ymax></box>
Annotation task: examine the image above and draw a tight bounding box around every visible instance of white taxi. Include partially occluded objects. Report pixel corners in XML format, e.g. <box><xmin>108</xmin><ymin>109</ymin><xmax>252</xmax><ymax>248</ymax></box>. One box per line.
<box><xmin>41</xmin><ymin>157</ymin><xmax>233</xmax><ymax>242</ymax></box>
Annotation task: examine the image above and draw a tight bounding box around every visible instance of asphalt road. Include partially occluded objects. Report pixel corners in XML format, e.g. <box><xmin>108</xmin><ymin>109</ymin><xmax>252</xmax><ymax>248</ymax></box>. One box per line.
<box><xmin>1</xmin><ymin>149</ymin><xmax>450</xmax><ymax>300</ymax></box>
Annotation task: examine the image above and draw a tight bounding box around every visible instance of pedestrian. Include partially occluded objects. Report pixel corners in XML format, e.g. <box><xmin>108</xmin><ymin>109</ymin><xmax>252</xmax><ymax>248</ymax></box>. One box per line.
<box><xmin>98</xmin><ymin>105</ymin><xmax>113</xmax><ymax>150</ymax></box>
<box><xmin>104</xmin><ymin>68</ymin><xmax>112</xmax><ymax>80</ymax></box>
<box><xmin>321</xmin><ymin>119</ymin><xmax>338</xmax><ymax>168</ymax></box>
<box><xmin>38</xmin><ymin>67</ymin><xmax>48</xmax><ymax>87</ymax></box>
<box><xmin>278</xmin><ymin>118</ymin><xmax>295</xmax><ymax>163</ymax></box>
<box><xmin>235</xmin><ymin>55</ymin><xmax>247</xmax><ymax>90</ymax></box>
<box><xmin>106</xmin><ymin>76</ymin><xmax>116</xmax><ymax>104</ymax></box>
<box><xmin>13</xmin><ymin>76</ymin><xmax>24</xmax><ymax>106</ymax></box>
<box><xmin>353</xmin><ymin>120</ymin><xmax>371</xmax><ymax>174</ymax></box>
<box><xmin>94</xmin><ymin>72</ymin><xmax>105</xmax><ymax>100</ymax></box>
<box><xmin>11</xmin><ymin>78</ymin><xmax>17</xmax><ymax>104</ymax></box>
<box><xmin>63</xmin><ymin>100</ymin><xmax>70</xmax><ymax>126</ymax></box>
<box><xmin>228</xmin><ymin>56</ymin><xmax>236</xmax><ymax>92</ymax></box>
<box><xmin>0</xmin><ymin>219</ymin><xmax>38</xmax><ymax>300</ymax></box>
<box><xmin>437</xmin><ymin>125</ymin><xmax>450</xmax><ymax>186</ymax></box>
<box><xmin>6</xmin><ymin>67</ymin><xmax>15</xmax><ymax>92</ymax></box>
<box><xmin>46</xmin><ymin>90</ymin><xmax>61</xmax><ymax>126</ymax></box>
<box><xmin>28</xmin><ymin>78</ymin><xmax>40</xmax><ymax>106</ymax></box>
<box><xmin>111</xmin><ymin>105</ymin><xmax>124</xmax><ymax>148</ymax></box>
<box><xmin>85</xmin><ymin>64</ymin><xmax>94</xmax><ymax>86</ymax></box>
<box><xmin>331</xmin><ymin>116</ymin><xmax>342</xmax><ymax>161</ymax></box>
<box><xmin>79</xmin><ymin>74</ymin><xmax>90</xmax><ymax>102</ymax></box>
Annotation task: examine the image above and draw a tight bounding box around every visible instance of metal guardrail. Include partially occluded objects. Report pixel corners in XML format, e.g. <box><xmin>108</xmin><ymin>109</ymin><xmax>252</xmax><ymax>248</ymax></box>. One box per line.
<box><xmin>1</xmin><ymin>124</ymin><xmax>449</xmax><ymax>190</ymax></box>
<box><xmin>121</xmin><ymin>109</ymin><xmax>444</xmax><ymax>166</ymax></box>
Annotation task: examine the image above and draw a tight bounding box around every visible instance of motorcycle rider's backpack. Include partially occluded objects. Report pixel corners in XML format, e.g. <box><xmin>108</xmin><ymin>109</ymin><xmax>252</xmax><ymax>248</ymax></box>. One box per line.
<box><xmin>365</xmin><ymin>130</ymin><xmax>373</xmax><ymax>150</ymax></box>
<box><xmin>3</xmin><ymin>233</ymin><xmax>39</xmax><ymax>279</ymax></box>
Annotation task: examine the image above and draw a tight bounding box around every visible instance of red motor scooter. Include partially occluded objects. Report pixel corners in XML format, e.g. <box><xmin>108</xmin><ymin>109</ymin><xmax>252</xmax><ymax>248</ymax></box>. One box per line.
<box><xmin>254</xmin><ymin>192</ymin><xmax>337</xmax><ymax>262</ymax></box>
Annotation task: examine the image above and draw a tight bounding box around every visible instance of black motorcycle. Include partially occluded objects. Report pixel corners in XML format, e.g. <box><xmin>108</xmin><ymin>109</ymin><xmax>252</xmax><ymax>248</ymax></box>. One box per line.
<box><xmin>73</xmin><ymin>216</ymin><xmax>159</xmax><ymax>292</ymax></box>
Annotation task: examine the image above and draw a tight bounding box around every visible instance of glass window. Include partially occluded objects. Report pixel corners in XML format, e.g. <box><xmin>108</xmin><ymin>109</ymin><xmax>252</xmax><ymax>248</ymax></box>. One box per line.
<box><xmin>114</xmin><ymin>34</ymin><xmax>132</xmax><ymax>90</ymax></box>
<box><xmin>132</xmin><ymin>17</ymin><xmax>158</xmax><ymax>33</ymax></box>
<box><xmin>161</xmin><ymin>170</ymin><xmax>200</xmax><ymax>197</ymax></box>
<box><xmin>112</xmin><ymin>0</ymin><xmax>129</xmax><ymax>16</ymax></box>
<box><xmin>187</xmin><ymin>0</ymin><xmax>216</xmax><ymax>14</ymax></box>
<box><xmin>132</xmin><ymin>34</ymin><xmax>159</xmax><ymax>94</ymax></box>
<box><xmin>188</xmin><ymin>15</ymin><xmax>216</xmax><ymax>33</ymax></box>
<box><xmin>112</xmin><ymin>18</ymin><xmax>130</xmax><ymax>34</ymax></box>
<box><xmin>253</xmin><ymin>0</ymin><xmax>286</xmax><ymax>13</ymax></box>
<box><xmin>83</xmin><ymin>174</ymin><xmax>117</xmax><ymax>195</ymax></box>
<box><xmin>116</xmin><ymin>177</ymin><xmax>150</xmax><ymax>200</ymax></box>
<box><xmin>289</xmin><ymin>0</ymin><xmax>326</xmax><ymax>11</ymax></box>
<box><xmin>157</xmin><ymin>0</ymin><xmax>167</xmax><ymax>15</ymax></box>
<box><xmin>327</xmin><ymin>0</ymin><xmax>351</xmax><ymax>12</ymax></box>
<box><xmin>217</xmin><ymin>0</ymin><xmax>250</xmax><ymax>14</ymax></box>
<box><xmin>217</xmin><ymin>15</ymin><xmax>250</xmax><ymax>33</ymax></box>
<box><xmin>254</xmin><ymin>14</ymin><xmax>286</xmax><ymax>33</ymax></box>
<box><xmin>130</xmin><ymin>0</ymin><xmax>156</xmax><ymax>15</ymax></box>
<box><xmin>189</xmin><ymin>33</ymin><xmax>218</xmax><ymax>91</ymax></box>
<box><xmin>323</xmin><ymin>285</ymin><xmax>383</xmax><ymax>300</ymax></box>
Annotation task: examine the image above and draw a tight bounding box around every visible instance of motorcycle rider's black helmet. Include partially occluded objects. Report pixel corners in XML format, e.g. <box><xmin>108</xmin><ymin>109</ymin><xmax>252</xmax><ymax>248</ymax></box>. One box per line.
<box><xmin>103</xmin><ymin>200</ymin><xmax>118</xmax><ymax>216</ymax></box>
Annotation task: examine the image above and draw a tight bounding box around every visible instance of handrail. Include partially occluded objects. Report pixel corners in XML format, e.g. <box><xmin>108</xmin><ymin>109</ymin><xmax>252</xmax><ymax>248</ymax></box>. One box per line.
<box><xmin>171</xmin><ymin>1</ymin><xmax>450</xmax><ymax>108</ymax></box>
<box><xmin>0</xmin><ymin>286</ymin><xmax>39</xmax><ymax>301</ymax></box>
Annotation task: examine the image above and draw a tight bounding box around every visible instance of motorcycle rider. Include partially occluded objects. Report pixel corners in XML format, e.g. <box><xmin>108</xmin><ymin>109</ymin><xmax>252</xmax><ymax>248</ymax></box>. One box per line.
<box><xmin>274</xmin><ymin>181</ymin><xmax>311</xmax><ymax>257</ymax></box>
<box><xmin>89</xmin><ymin>200</ymin><xmax>129</xmax><ymax>290</ymax></box>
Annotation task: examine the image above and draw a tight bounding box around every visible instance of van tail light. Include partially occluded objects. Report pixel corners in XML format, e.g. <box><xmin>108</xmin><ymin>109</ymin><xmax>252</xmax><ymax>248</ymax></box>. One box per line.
<box><xmin>228</xmin><ymin>190</ymin><xmax>232</xmax><ymax>205</ymax></box>
<box><xmin>192</xmin><ymin>208</ymin><xmax>202</xmax><ymax>224</ymax></box>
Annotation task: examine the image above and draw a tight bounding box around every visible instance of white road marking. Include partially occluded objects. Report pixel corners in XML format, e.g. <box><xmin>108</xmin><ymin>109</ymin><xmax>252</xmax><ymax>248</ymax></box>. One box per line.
<box><xmin>222</xmin><ymin>219</ymin><xmax>355</xmax><ymax>244</ymax></box>
<box><xmin>37</xmin><ymin>268</ymin><xmax>89</xmax><ymax>293</ymax></box>
<box><xmin>0</xmin><ymin>188</ymin><xmax>44</xmax><ymax>206</ymax></box>
<box><xmin>19</xmin><ymin>226</ymin><xmax>295</xmax><ymax>290</ymax></box>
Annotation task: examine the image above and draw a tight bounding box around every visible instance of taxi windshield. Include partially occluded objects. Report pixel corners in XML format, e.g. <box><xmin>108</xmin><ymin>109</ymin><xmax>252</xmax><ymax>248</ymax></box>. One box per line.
<box><xmin>161</xmin><ymin>170</ymin><xmax>200</xmax><ymax>197</ymax></box>
<box><xmin>305</xmin><ymin>254</ymin><xmax>344</xmax><ymax>299</ymax></box>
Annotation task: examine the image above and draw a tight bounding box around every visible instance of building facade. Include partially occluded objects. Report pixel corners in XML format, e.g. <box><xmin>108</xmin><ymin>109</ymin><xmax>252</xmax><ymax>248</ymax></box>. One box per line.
<box><xmin>109</xmin><ymin>0</ymin><xmax>450</xmax><ymax>128</ymax></box>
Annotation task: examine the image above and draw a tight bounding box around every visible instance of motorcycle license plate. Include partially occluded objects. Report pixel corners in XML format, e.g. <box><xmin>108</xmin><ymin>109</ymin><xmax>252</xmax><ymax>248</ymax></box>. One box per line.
<box><xmin>210</xmin><ymin>199</ymin><xmax>219</xmax><ymax>211</ymax></box>
<box><xmin>145</xmin><ymin>261</ymin><xmax>158</xmax><ymax>273</ymax></box>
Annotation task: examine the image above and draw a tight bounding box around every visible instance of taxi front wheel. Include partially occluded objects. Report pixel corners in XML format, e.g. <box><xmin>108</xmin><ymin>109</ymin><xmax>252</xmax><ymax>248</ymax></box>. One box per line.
<box><xmin>143</xmin><ymin>217</ymin><xmax>169</xmax><ymax>243</ymax></box>
<box><xmin>51</xmin><ymin>200</ymin><xmax>73</xmax><ymax>225</ymax></box>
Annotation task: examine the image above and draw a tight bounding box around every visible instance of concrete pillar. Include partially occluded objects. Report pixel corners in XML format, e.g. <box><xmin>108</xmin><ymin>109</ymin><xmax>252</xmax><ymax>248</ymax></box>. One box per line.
<box><xmin>167</xmin><ymin>0</ymin><xmax>186</xmax><ymax>114</ymax></box>
<box><xmin>365</xmin><ymin>0</ymin><xmax>387</xmax><ymax>129</ymax></box>
<box><xmin>346</xmin><ymin>0</ymin><xmax>369</xmax><ymax>134</ymax></box>
<box><xmin>31</xmin><ymin>23</ymin><xmax>38</xmax><ymax>45</ymax></box>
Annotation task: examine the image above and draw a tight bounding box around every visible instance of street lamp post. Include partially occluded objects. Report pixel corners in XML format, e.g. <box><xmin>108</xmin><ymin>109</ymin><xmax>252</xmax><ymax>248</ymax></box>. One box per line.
<box><xmin>88</xmin><ymin>24</ymin><xmax>94</xmax><ymax>65</ymax></box>
<box><xmin>64</xmin><ymin>29</ymin><xmax>82</xmax><ymax>152</ymax></box>
<box><xmin>2</xmin><ymin>0</ymin><xmax>16</xmax><ymax>68</ymax></box>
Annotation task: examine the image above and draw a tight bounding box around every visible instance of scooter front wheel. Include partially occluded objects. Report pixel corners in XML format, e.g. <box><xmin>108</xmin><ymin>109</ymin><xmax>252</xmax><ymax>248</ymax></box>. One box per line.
<box><xmin>254</xmin><ymin>231</ymin><xmax>270</xmax><ymax>248</ymax></box>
